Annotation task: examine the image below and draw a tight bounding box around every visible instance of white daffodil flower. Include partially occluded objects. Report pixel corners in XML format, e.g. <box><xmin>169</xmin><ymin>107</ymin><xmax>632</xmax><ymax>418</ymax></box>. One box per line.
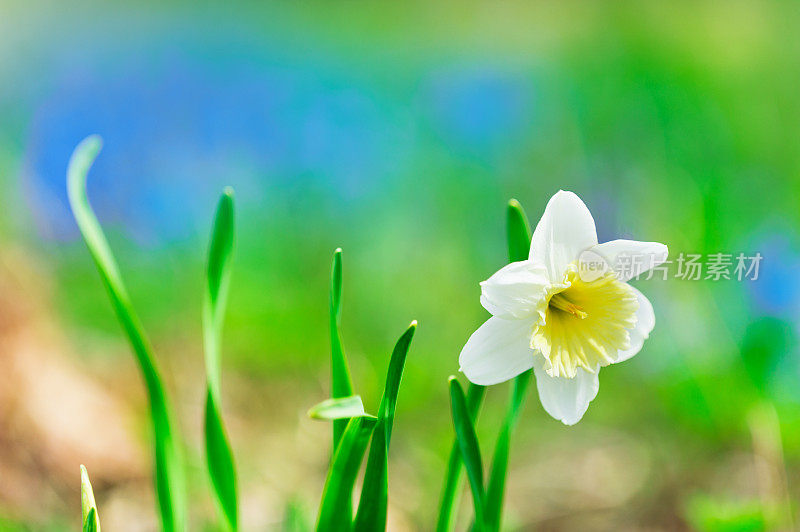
<box><xmin>459</xmin><ymin>190</ymin><xmax>667</xmax><ymax>425</ymax></box>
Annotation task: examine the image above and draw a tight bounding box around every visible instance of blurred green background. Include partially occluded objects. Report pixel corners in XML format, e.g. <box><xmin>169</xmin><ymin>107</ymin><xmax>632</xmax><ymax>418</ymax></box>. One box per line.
<box><xmin>1</xmin><ymin>1</ymin><xmax>799</xmax><ymax>530</ymax></box>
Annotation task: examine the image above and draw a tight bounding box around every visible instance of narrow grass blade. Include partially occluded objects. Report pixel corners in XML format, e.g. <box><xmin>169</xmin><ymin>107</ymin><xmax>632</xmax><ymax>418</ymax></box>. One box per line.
<box><xmin>205</xmin><ymin>189</ymin><xmax>235</xmax><ymax>396</ymax></box>
<box><xmin>376</xmin><ymin>321</ymin><xmax>416</xmax><ymax>446</ymax></box>
<box><xmin>330</xmin><ymin>248</ymin><xmax>355</xmax><ymax>453</ymax></box>
<box><xmin>308</xmin><ymin>396</ymin><xmax>366</xmax><ymax>420</ymax></box>
<box><xmin>205</xmin><ymin>393</ymin><xmax>238</xmax><ymax>531</ymax></box>
<box><xmin>353</xmin><ymin>321</ymin><xmax>417</xmax><ymax>532</ymax></box>
<box><xmin>203</xmin><ymin>189</ymin><xmax>238</xmax><ymax>531</ymax></box>
<box><xmin>80</xmin><ymin>465</ymin><xmax>101</xmax><ymax>532</ymax></box>
<box><xmin>67</xmin><ymin>136</ymin><xmax>185</xmax><ymax>532</ymax></box>
<box><xmin>482</xmin><ymin>198</ymin><xmax>534</xmax><ymax>530</ymax></box>
<box><xmin>448</xmin><ymin>377</ymin><xmax>486</xmax><ymax>530</ymax></box>
<box><xmin>316</xmin><ymin>415</ymin><xmax>377</xmax><ymax>532</ymax></box>
<box><xmin>435</xmin><ymin>384</ymin><xmax>485</xmax><ymax>532</ymax></box>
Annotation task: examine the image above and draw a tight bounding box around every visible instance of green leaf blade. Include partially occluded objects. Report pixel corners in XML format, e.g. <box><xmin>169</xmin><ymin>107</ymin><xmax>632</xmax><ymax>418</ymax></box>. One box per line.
<box><xmin>316</xmin><ymin>416</ymin><xmax>377</xmax><ymax>532</ymax></box>
<box><xmin>308</xmin><ymin>395</ymin><xmax>367</xmax><ymax>420</ymax></box>
<box><xmin>67</xmin><ymin>136</ymin><xmax>185</xmax><ymax>532</ymax></box>
<box><xmin>435</xmin><ymin>383</ymin><xmax>485</xmax><ymax>532</ymax></box>
<box><xmin>205</xmin><ymin>391</ymin><xmax>238</xmax><ymax>531</ymax></box>
<box><xmin>448</xmin><ymin>377</ymin><xmax>486</xmax><ymax>530</ymax></box>
<box><xmin>203</xmin><ymin>189</ymin><xmax>239</xmax><ymax>531</ymax></box>
<box><xmin>207</xmin><ymin>188</ymin><xmax>235</xmax><ymax>315</ymax></box>
<box><xmin>353</xmin><ymin>321</ymin><xmax>417</xmax><ymax>532</ymax></box>
<box><xmin>204</xmin><ymin>188</ymin><xmax>236</xmax><ymax>393</ymax></box>
<box><xmin>330</xmin><ymin>248</ymin><xmax>355</xmax><ymax>453</ymax></box>
<box><xmin>377</xmin><ymin>321</ymin><xmax>416</xmax><ymax>445</ymax></box>
<box><xmin>80</xmin><ymin>465</ymin><xmax>101</xmax><ymax>532</ymax></box>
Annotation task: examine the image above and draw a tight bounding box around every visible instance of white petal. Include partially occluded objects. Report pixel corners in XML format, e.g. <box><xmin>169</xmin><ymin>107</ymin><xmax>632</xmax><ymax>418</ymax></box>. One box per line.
<box><xmin>480</xmin><ymin>261</ymin><xmax>550</xmax><ymax>320</ymax></box>
<box><xmin>529</xmin><ymin>190</ymin><xmax>598</xmax><ymax>282</ymax></box>
<box><xmin>590</xmin><ymin>240</ymin><xmax>668</xmax><ymax>282</ymax></box>
<box><xmin>614</xmin><ymin>287</ymin><xmax>655</xmax><ymax>363</ymax></box>
<box><xmin>532</xmin><ymin>354</ymin><xmax>599</xmax><ymax>425</ymax></box>
<box><xmin>459</xmin><ymin>316</ymin><xmax>536</xmax><ymax>386</ymax></box>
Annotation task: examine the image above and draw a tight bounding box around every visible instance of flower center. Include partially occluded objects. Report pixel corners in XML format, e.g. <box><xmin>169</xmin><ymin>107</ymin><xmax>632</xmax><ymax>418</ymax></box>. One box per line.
<box><xmin>548</xmin><ymin>290</ymin><xmax>588</xmax><ymax>319</ymax></box>
<box><xmin>531</xmin><ymin>268</ymin><xmax>639</xmax><ymax>378</ymax></box>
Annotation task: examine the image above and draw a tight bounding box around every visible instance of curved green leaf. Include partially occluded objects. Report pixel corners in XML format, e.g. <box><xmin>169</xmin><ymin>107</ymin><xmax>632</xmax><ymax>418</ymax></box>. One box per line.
<box><xmin>448</xmin><ymin>377</ymin><xmax>486</xmax><ymax>530</ymax></box>
<box><xmin>316</xmin><ymin>415</ymin><xmax>377</xmax><ymax>531</ymax></box>
<box><xmin>203</xmin><ymin>189</ymin><xmax>239</xmax><ymax>531</ymax></box>
<box><xmin>80</xmin><ymin>465</ymin><xmax>100</xmax><ymax>532</ymax></box>
<box><xmin>67</xmin><ymin>136</ymin><xmax>185</xmax><ymax>532</ymax></box>
<box><xmin>205</xmin><ymin>392</ymin><xmax>238</xmax><ymax>532</ymax></box>
<box><xmin>308</xmin><ymin>395</ymin><xmax>367</xmax><ymax>420</ymax></box>
<box><xmin>330</xmin><ymin>248</ymin><xmax>355</xmax><ymax>453</ymax></box>
<box><xmin>353</xmin><ymin>321</ymin><xmax>417</xmax><ymax>532</ymax></box>
<box><xmin>435</xmin><ymin>384</ymin><xmax>485</xmax><ymax>532</ymax></box>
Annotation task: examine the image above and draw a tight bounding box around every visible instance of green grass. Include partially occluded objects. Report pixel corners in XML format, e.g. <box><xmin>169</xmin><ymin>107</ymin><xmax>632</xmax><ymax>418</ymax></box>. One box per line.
<box><xmin>202</xmin><ymin>189</ymin><xmax>239</xmax><ymax>531</ymax></box>
<box><xmin>68</xmin><ymin>137</ymin><xmax>423</xmax><ymax>530</ymax></box>
<box><xmin>448</xmin><ymin>377</ymin><xmax>486</xmax><ymax>530</ymax></box>
<box><xmin>67</xmin><ymin>136</ymin><xmax>185</xmax><ymax>532</ymax></box>
<box><xmin>354</xmin><ymin>322</ymin><xmax>417</xmax><ymax>531</ymax></box>
<box><xmin>315</xmin><ymin>416</ymin><xmax>377</xmax><ymax>531</ymax></box>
